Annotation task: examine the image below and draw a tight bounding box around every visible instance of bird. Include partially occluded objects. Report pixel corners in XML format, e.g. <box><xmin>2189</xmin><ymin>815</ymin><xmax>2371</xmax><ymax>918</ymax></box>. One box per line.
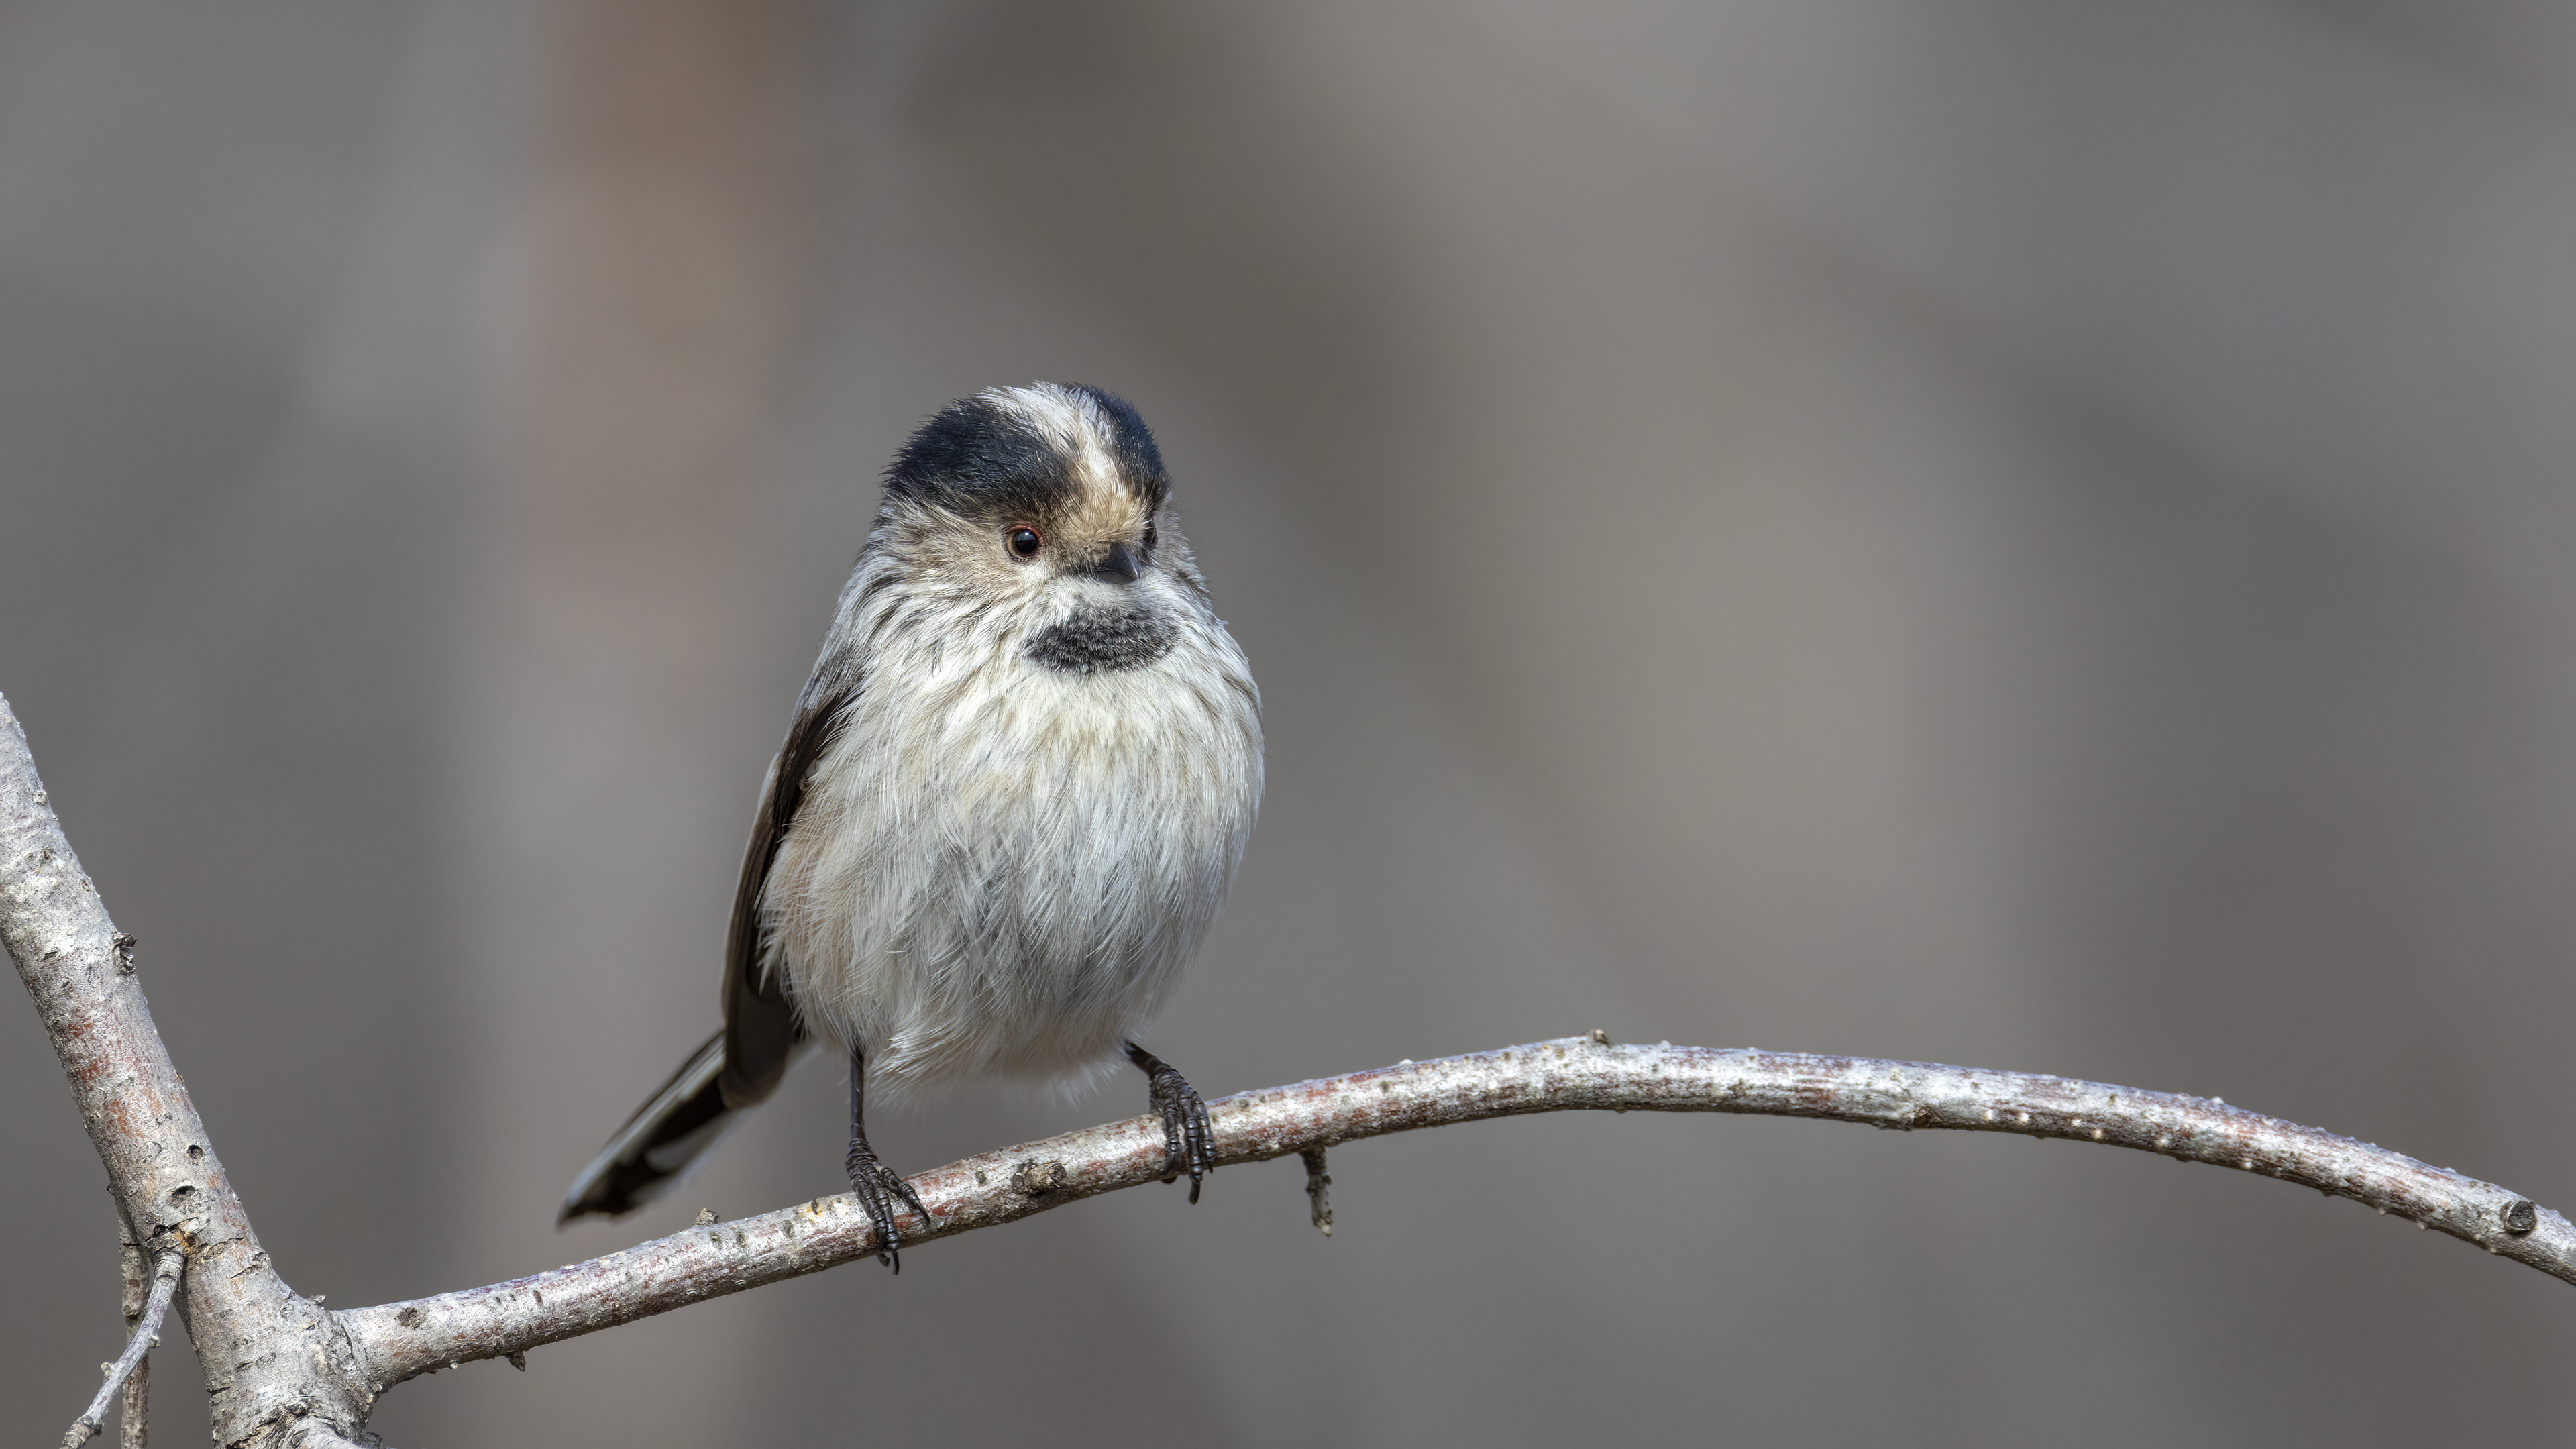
<box><xmin>559</xmin><ymin>383</ymin><xmax>1264</xmax><ymax>1270</ymax></box>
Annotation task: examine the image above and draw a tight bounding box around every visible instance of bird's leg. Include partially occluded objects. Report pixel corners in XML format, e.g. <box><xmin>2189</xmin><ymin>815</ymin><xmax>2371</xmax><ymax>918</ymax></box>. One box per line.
<box><xmin>1124</xmin><ymin>1041</ymin><xmax>1216</xmax><ymax>1203</ymax></box>
<box><xmin>846</xmin><ymin>1043</ymin><xmax>930</xmax><ymax>1271</ymax></box>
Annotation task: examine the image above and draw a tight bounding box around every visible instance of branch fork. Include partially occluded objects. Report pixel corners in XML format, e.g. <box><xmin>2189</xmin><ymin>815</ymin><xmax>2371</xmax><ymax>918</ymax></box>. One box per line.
<box><xmin>60</xmin><ymin>1239</ymin><xmax>183</xmax><ymax>1449</ymax></box>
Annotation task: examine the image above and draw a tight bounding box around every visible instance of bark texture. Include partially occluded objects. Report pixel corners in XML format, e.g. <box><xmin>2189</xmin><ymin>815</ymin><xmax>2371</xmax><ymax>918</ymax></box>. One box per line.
<box><xmin>337</xmin><ymin>1034</ymin><xmax>2576</xmax><ymax>1390</ymax></box>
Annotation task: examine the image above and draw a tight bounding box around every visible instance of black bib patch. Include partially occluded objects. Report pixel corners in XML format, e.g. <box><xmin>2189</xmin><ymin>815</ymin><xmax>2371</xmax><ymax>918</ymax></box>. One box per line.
<box><xmin>1024</xmin><ymin>606</ymin><xmax>1179</xmax><ymax>674</ymax></box>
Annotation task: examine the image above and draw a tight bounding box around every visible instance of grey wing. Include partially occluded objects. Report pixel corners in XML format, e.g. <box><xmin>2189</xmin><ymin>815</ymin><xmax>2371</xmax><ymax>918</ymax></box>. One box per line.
<box><xmin>718</xmin><ymin>679</ymin><xmax>857</xmax><ymax>1108</ymax></box>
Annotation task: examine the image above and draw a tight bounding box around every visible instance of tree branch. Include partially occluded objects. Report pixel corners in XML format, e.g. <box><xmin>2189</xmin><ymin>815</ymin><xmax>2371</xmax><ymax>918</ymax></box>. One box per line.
<box><xmin>1</xmin><ymin>692</ymin><xmax>362</xmax><ymax>1447</ymax></box>
<box><xmin>337</xmin><ymin>1033</ymin><xmax>2576</xmax><ymax>1390</ymax></box>
<box><xmin>8</xmin><ymin>684</ymin><xmax>2572</xmax><ymax>1446</ymax></box>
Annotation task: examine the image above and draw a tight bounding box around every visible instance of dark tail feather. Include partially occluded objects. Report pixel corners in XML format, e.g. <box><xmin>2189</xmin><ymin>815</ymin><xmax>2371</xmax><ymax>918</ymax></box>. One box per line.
<box><xmin>561</xmin><ymin>1032</ymin><xmax>739</xmax><ymax>1224</ymax></box>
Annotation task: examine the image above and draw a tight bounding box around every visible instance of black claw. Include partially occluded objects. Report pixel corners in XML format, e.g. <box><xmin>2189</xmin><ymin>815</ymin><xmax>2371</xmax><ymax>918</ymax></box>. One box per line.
<box><xmin>1125</xmin><ymin>1042</ymin><xmax>1216</xmax><ymax>1203</ymax></box>
<box><xmin>845</xmin><ymin>1142</ymin><xmax>928</xmax><ymax>1273</ymax></box>
<box><xmin>846</xmin><ymin>1042</ymin><xmax>926</xmax><ymax>1271</ymax></box>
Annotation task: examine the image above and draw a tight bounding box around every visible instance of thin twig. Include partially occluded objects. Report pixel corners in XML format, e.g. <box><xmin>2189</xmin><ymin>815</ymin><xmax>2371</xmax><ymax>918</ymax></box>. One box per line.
<box><xmin>1299</xmin><ymin>1147</ymin><xmax>1334</xmax><ymax>1236</ymax></box>
<box><xmin>117</xmin><ymin>1222</ymin><xmax>150</xmax><ymax>1449</ymax></box>
<box><xmin>336</xmin><ymin>1036</ymin><xmax>2576</xmax><ymax>1390</ymax></box>
<box><xmin>61</xmin><ymin>1244</ymin><xmax>183</xmax><ymax>1449</ymax></box>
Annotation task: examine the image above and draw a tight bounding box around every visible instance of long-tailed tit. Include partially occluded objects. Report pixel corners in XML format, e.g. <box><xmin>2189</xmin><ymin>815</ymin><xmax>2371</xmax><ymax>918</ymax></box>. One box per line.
<box><xmin>560</xmin><ymin>384</ymin><xmax>1263</xmax><ymax>1269</ymax></box>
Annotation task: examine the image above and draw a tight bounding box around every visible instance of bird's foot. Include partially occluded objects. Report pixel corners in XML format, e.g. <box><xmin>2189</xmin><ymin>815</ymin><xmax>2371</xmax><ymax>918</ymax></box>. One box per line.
<box><xmin>845</xmin><ymin>1140</ymin><xmax>931</xmax><ymax>1272</ymax></box>
<box><xmin>1124</xmin><ymin>1042</ymin><xmax>1216</xmax><ymax>1203</ymax></box>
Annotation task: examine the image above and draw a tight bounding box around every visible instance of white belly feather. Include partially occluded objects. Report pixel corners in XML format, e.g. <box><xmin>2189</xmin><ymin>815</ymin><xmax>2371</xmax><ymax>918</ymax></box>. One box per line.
<box><xmin>761</xmin><ymin>616</ymin><xmax>1260</xmax><ymax>1102</ymax></box>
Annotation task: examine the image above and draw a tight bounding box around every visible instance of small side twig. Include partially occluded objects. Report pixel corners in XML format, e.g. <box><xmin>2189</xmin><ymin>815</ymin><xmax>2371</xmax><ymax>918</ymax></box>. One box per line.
<box><xmin>1299</xmin><ymin>1147</ymin><xmax>1334</xmax><ymax>1236</ymax></box>
<box><xmin>116</xmin><ymin>1222</ymin><xmax>150</xmax><ymax>1449</ymax></box>
<box><xmin>62</xmin><ymin>1242</ymin><xmax>183</xmax><ymax>1449</ymax></box>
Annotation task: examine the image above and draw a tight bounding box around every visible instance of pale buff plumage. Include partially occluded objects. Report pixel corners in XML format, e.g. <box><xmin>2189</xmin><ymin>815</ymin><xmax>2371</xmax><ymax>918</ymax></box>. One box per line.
<box><xmin>765</xmin><ymin>407</ymin><xmax>1262</xmax><ymax>1098</ymax></box>
<box><xmin>562</xmin><ymin>384</ymin><xmax>1260</xmax><ymax>1230</ymax></box>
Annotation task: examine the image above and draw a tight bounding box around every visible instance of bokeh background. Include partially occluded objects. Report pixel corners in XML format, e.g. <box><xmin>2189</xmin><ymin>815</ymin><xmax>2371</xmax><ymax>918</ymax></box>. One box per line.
<box><xmin>7</xmin><ymin>1</ymin><xmax>2576</xmax><ymax>1443</ymax></box>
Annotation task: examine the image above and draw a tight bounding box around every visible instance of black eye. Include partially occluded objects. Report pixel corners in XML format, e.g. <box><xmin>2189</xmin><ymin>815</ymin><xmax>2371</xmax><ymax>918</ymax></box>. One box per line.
<box><xmin>1007</xmin><ymin>526</ymin><xmax>1043</xmax><ymax>558</ymax></box>
<box><xmin>1142</xmin><ymin>521</ymin><xmax>1158</xmax><ymax>552</ymax></box>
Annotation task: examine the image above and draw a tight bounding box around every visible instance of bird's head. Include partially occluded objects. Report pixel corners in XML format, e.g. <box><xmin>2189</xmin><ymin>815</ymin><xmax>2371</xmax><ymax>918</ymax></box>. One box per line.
<box><xmin>873</xmin><ymin>383</ymin><xmax>1202</xmax><ymax>673</ymax></box>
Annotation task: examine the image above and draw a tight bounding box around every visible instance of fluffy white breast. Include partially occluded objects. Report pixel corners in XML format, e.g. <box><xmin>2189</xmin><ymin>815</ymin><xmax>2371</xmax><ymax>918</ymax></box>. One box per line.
<box><xmin>762</xmin><ymin>584</ymin><xmax>1260</xmax><ymax>1102</ymax></box>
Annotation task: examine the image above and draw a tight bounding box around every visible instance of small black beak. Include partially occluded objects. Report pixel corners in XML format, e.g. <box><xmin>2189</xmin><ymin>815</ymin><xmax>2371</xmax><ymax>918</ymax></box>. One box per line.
<box><xmin>1087</xmin><ymin>541</ymin><xmax>1142</xmax><ymax>583</ymax></box>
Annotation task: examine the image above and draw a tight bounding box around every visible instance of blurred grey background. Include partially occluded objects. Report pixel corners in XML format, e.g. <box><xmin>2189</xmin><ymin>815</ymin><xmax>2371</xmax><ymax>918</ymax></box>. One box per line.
<box><xmin>6</xmin><ymin>0</ymin><xmax>2576</xmax><ymax>1443</ymax></box>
